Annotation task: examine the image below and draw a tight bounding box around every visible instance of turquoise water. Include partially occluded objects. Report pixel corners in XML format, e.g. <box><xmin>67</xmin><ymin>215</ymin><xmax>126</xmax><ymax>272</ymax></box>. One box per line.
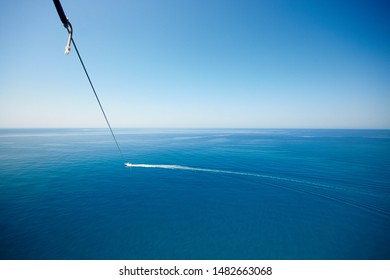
<box><xmin>0</xmin><ymin>129</ymin><xmax>389</xmax><ymax>259</ymax></box>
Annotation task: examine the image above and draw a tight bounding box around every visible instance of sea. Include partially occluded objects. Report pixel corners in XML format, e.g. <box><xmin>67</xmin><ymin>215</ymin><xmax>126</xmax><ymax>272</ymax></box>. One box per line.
<box><xmin>0</xmin><ymin>128</ymin><xmax>389</xmax><ymax>260</ymax></box>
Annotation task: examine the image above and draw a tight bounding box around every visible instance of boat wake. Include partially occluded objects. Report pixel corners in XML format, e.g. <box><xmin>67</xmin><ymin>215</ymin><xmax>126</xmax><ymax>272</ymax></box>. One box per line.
<box><xmin>125</xmin><ymin>162</ymin><xmax>289</xmax><ymax>180</ymax></box>
<box><xmin>124</xmin><ymin>162</ymin><xmax>390</xmax><ymax>219</ymax></box>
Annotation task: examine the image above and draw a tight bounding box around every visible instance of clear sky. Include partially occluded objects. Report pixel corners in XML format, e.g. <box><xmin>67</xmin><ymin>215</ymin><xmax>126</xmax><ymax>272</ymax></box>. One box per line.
<box><xmin>0</xmin><ymin>0</ymin><xmax>389</xmax><ymax>128</ymax></box>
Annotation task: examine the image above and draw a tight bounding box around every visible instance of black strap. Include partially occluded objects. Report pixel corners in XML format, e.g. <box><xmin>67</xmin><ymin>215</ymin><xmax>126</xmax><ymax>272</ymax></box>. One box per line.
<box><xmin>53</xmin><ymin>0</ymin><xmax>69</xmax><ymax>28</ymax></box>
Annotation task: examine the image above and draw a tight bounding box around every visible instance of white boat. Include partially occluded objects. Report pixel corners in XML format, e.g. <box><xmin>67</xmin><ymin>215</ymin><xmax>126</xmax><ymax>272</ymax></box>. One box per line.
<box><xmin>124</xmin><ymin>162</ymin><xmax>132</xmax><ymax>167</ymax></box>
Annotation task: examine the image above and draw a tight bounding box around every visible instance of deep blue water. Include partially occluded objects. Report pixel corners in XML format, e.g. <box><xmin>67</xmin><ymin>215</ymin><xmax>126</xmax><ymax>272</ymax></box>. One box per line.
<box><xmin>0</xmin><ymin>128</ymin><xmax>389</xmax><ymax>259</ymax></box>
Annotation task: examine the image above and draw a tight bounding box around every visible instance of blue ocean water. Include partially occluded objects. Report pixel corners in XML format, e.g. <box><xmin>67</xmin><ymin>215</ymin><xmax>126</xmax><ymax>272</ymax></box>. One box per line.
<box><xmin>0</xmin><ymin>128</ymin><xmax>389</xmax><ymax>260</ymax></box>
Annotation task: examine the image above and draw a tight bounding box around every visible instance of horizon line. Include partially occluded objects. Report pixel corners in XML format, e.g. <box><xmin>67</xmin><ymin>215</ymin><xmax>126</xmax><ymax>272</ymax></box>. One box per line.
<box><xmin>0</xmin><ymin>127</ymin><xmax>389</xmax><ymax>130</ymax></box>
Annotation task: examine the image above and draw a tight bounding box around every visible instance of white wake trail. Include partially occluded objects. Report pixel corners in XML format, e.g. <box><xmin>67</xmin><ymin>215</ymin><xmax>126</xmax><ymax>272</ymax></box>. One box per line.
<box><xmin>125</xmin><ymin>163</ymin><xmax>298</xmax><ymax>182</ymax></box>
<box><xmin>124</xmin><ymin>162</ymin><xmax>390</xmax><ymax>219</ymax></box>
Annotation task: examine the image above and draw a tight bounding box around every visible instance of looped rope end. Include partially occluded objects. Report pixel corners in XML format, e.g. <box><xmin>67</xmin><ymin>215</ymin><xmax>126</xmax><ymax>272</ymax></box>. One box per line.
<box><xmin>64</xmin><ymin>21</ymin><xmax>73</xmax><ymax>55</ymax></box>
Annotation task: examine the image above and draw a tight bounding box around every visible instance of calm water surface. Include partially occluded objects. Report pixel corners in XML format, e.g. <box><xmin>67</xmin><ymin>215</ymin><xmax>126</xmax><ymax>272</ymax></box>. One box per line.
<box><xmin>0</xmin><ymin>129</ymin><xmax>389</xmax><ymax>259</ymax></box>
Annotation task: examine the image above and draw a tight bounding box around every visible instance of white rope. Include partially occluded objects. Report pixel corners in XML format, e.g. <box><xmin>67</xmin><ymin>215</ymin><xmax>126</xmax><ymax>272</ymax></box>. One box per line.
<box><xmin>64</xmin><ymin>23</ymin><xmax>72</xmax><ymax>55</ymax></box>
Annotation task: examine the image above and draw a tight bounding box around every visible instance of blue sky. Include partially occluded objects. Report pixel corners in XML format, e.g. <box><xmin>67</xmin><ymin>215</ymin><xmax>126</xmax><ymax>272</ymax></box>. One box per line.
<box><xmin>0</xmin><ymin>0</ymin><xmax>389</xmax><ymax>128</ymax></box>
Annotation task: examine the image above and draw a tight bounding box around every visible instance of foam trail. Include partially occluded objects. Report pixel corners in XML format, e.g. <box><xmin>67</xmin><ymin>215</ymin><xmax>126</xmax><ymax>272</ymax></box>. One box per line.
<box><xmin>126</xmin><ymin>163</ymin><xmax>316</xmax><ymax>185</ymax></box>
<box><xmin>127</xmin><ymin>163</ymin><xmax>274</xmax><ymax>179</ymax></box>
<box><xmin>126</xmin><ymin>163</ymin><xmax>332</xmax><ymax>187</ymax></box>
<box><xmin>125</xmin><ymin>163</ymin><xmax>390</xmax><ymax>219</ymax></box>
<box><xmin>127</xmin><ymin>163</ymin><xmax>355</xmax><ymax>192</ymax></box>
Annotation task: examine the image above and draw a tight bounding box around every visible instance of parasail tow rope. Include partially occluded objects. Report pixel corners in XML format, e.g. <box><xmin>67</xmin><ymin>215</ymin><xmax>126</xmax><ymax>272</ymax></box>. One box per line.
<box><xmin>53</xmin><ymin>0</ymin><xmax>124</xmax><ymax>160</ymax></box>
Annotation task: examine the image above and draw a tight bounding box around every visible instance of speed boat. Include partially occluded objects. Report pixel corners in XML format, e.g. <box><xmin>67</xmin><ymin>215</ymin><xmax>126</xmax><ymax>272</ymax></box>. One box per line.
<box><xmin>124</xmin><ymin>162</ymin><xmax>132</xmax><ymax>167</ymax></box>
